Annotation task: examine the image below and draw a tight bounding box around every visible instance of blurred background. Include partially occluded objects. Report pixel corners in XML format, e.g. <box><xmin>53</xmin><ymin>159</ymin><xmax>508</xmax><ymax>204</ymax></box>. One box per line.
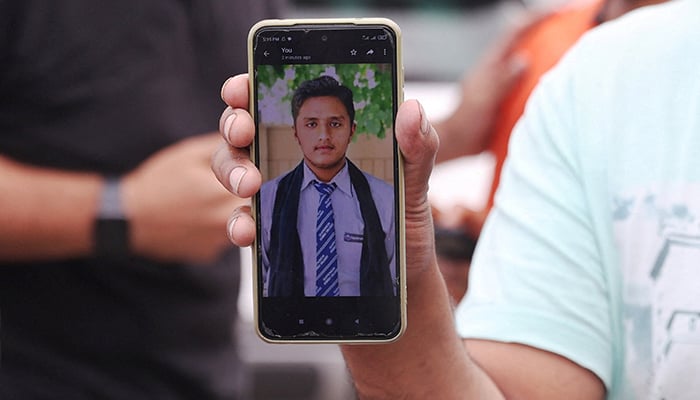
<box><xmin>239</xmin><ymin>0</ymin><xmax>564</xmax><ymax>398</ymax></box>
<box><xmin>290</xmin><ymin>0</ymin><xmax>566</xmax><ymax>81</ymax></box>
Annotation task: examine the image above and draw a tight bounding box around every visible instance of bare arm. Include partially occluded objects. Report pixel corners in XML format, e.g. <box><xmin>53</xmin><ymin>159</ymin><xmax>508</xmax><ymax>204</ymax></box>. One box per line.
<box><xmin>0</xmin><ymin>154</ymin><xmax>101</xmax><ymax>261</ymax></box>
<box><xmin>343</xmin><ymin>264</ymin><xmax>604</xmax><ymax>399</ymax></box>
<box><xmin>1</xmin><ymin>133</ymin><xmax>246</xmax><ymax>264</ymax></box>
<box><xmin>215</xmin><ymin>74</ymin><xmax>605</xmax><ymax>400</ymax></box>
<box><xmin>466</xmin><ymin>340</ymin><xmax>605</xmax><ymax>399</ymax></box>
<box><xmin>341</xmin><ymin>266</ymin><xmax>504</xmax><ymax>399</ymax></box>
<box><xmin>433</xmin><ymin>32</ymin><xmax>528</xmax><ymax>163</ymax></box>
<box><xmin>340</xmin><ymin>101</ymin><xmax>504</xmax><ymax>399</ymax></box>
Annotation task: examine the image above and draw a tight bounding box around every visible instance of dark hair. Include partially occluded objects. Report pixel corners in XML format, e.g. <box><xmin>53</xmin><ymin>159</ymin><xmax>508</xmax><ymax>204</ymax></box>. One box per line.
<box><xmin>291</xmin><ymin>75</ymin><xmax>355</xmax><ymax>124</ymax></box>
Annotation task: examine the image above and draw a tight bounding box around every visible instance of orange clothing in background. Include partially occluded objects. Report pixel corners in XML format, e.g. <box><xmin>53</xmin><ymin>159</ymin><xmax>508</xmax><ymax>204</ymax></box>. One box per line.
<box><xmin>485</xmin><ymin>0</ymin><xmax>603</xmax><ymax>211</ymax></box>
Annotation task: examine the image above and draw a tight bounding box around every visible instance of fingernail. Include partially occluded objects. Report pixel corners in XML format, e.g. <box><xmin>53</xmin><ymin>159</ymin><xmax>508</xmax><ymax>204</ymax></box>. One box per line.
<box><xmin>223</xmin><ymin>112</ymin><xmax>237</xmax><ymax>142</ymax></box>
<box><xmin>221</xmin><ymin>77</ymin><xmax>233</xmax><ymax>102</ymax></box>
<box><xmin>229</xmin><ymin>166</ymin><xmax>247</xmax><ymax>196</ymax></box>
<box><xmin>418</xmin><ymin>102</ymin><xmax>430</xmax><ymax>135</ymax></box>
<box><xmin>227</xmin><ymin>216</ymin><xmax>239</xmax><ymax>242</ymax></box>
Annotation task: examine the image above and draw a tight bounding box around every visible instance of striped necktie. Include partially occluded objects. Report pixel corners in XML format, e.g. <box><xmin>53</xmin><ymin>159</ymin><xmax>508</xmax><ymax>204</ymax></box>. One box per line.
<box><xmin>314</xmin><ymin>181</ymin><xmax>339</xmax><ymax>296</ymax></box>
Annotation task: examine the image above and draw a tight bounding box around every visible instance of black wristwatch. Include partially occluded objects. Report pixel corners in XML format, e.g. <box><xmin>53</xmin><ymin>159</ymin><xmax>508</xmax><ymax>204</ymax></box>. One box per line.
<box><xmin>94</xmin><ymin>177</ymin><xmax>130</xmax><ymax>260</ymax></box>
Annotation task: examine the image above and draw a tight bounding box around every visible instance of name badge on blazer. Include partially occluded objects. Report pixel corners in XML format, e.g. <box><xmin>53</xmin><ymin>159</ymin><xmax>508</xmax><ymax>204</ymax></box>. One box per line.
<box><xmin>344</xmin><ymin>232</ymin><xmax>364</xmax><ymax>243</ymax></box>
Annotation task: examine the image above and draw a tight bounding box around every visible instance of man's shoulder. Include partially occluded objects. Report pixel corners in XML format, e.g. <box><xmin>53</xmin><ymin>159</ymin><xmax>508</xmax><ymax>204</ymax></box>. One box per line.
<box><xmin>531</xmin><ymin>0</ymin><xmax>697</xmax><ymax>119</ymax></box>
<box><xmin>566</xmin><ymin>0</ymin><xmax>694</xmax><ymax>67</ymax></box>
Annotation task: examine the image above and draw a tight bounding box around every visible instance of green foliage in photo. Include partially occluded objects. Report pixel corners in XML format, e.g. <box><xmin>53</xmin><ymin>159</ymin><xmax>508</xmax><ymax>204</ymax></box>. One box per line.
<box><xmin>256</xmin><ymin>64</ymin><xmax>395</xmax><ymax>139</ymax></box>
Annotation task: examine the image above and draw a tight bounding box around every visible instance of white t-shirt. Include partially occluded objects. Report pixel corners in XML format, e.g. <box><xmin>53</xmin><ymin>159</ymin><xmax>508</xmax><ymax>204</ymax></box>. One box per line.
<box><xmin>455</xmin><ymin>1</ymin><xmax>700</xmax><ymax>398</ymax></box>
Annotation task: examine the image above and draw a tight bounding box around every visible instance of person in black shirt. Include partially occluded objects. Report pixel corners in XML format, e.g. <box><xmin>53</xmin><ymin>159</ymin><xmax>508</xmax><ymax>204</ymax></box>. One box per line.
<box><xmin>0</xmin><ymin>1</ymin><xmax>282</xmax><ymax>398</ymax></box>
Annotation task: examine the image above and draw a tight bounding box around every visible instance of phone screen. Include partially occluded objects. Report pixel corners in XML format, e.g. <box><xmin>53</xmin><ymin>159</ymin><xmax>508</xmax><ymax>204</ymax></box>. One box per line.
<box><xmin>249</xmin><ymin>19</ymin><xmax>404</xmax><ymax>342</ymax></box>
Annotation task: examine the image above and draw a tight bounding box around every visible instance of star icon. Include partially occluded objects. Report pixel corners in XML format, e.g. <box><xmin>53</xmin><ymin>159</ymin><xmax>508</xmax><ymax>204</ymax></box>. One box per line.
<box><xmin>350</xmin><ymin>49</ymin><xmax>357</xmax><ymax>56</ymax></box>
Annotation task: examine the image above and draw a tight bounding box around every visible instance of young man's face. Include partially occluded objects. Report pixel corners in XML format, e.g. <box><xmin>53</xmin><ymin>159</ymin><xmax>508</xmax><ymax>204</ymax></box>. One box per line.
<box><xmin>294</xmin><ymin>95</ymin><xmax>355</xmax><ymax>181</ymax></box>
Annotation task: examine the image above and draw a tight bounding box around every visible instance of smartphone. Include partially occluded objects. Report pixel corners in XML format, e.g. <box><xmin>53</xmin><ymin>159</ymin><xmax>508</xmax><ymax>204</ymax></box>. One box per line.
<box><xmin>248</xmin><ymin>18</ymin><xmax>405</xmax><ymax>343</ymax></box>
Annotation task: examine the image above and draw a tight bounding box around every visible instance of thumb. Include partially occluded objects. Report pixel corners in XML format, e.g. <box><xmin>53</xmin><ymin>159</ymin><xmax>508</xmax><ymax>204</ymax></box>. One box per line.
<box><xmin>396</xmin><ymin>99</ymin><xmax>439</xmax><ymax>202</ymax></box>
<box><xmin>395</xmin><ymin>100</ymin><xmax>440</xmax><ymax>273</ymax></box>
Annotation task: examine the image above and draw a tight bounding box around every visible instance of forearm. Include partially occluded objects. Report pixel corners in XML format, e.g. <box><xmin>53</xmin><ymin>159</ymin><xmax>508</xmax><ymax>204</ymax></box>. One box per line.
<box><xmin>0</xmin><ymin>155</ymin><xmax>102</xmax><ymax>261</ymax></box>
<box><xmin>341</xmin><ymin>263</ymin><xmax>504</xmax><ymax>399</ymax></box>
<box><xmin>434</xmin><ymin>116</ymin><xmax>490</xmax><ymax>164</ymax></box>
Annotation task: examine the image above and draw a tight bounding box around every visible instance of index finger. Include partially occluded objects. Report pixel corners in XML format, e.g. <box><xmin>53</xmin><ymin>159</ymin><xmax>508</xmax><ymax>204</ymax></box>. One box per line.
<box><xmin>220</xmin><ymin>74</ymin><xmax>250</xmax><ymax>110</ymax></box>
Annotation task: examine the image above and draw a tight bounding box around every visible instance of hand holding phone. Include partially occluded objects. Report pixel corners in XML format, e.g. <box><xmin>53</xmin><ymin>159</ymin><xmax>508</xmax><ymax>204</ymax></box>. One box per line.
<box><xmin>248</xmin><ymin>18</ymin><xmax>405</xmax><ymax>343</ymax></box>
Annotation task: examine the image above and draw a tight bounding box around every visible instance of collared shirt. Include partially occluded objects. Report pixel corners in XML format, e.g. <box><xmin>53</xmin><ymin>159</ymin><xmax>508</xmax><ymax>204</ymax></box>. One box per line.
<box><xmin>261</xmin><ymin>160</ymin><xmax>395</xmax><ymax>296</ymax></box>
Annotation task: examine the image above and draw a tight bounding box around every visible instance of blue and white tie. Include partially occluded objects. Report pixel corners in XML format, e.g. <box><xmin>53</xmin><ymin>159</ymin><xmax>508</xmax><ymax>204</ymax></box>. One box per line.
<box><xmin>314</xmin><ymin>181</ymin><xmax>339</xmax><ymax>296</ymax></box>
